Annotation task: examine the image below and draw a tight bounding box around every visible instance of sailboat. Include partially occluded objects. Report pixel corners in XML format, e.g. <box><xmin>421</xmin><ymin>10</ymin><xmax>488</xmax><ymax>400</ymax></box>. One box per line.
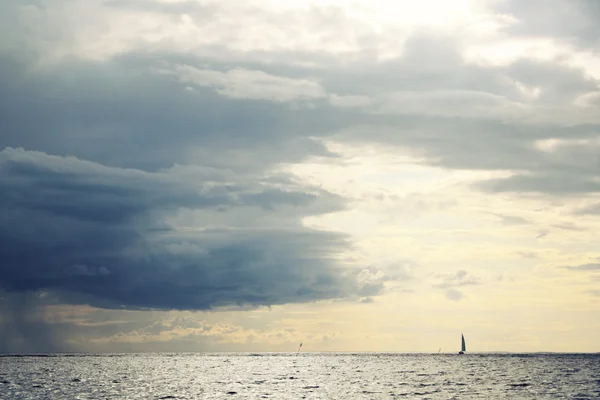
<box><xmin>458</xmin><ymin>334</ymin><xmax>466</xmax><ymax>355</ymax></box>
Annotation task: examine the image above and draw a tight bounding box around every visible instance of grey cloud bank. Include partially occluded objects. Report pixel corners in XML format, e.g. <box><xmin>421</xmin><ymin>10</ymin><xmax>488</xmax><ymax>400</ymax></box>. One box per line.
<box><xmin>1</xmin><ymin>0</ymin><xmax>600</xmax><ymax>351</ymax></box>
<box><xmin>0</xmin><ymin>147</ymin><xmax>364</xmax><ymax>311</ymax></box>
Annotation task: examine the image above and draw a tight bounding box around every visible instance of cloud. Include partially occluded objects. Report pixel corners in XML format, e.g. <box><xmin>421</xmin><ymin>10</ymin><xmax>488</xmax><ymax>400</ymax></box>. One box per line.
<box><xmin>355</xmin><ymin>262</ymin><xmax>414</xmax><ymax>296</ymax></box>
<box><xmin>92</xmin><ymin>317</ymin><xmax>240</xmax><ymax>345</ymax></box>
<box><xmin>0</xmin><ymin>0</ymin><xmax>510</xmax><ymax>65</ymax></box>
<box><xmin>0</xmin><ymin>55</ymin><xmax>351</xmax><ymax>173</ymax></box>
<box><xmin>375</xmin><ymin>89</ymin><xmax>528</xmax><ymax>120</ymax></box>
<box><xmin>432</xmin><ymin>270</ymin><xmax>482</xmax><ymax>290</ymax></box>
<box><xmin>573</xmin><ymin>203</ymin><xmax>600</xmax><ymax>215</ymax></box>
<box><xmin>90</xmin><ymin>316</ymin><xmax>305</xmax><ymax>349</ymax></box>
<box><xmin>562</xmin><ymin>263</ymin><xmax>600</xmax><ymax>271</ymax></box>
<box><xmin>0</xmin><ymin>292</ymin><xmax>77</xmax><ymax>353</ymax></box>
<box><xmin>432</xmin><ymin>270</ymin><xmax>481</xmax><ymax>300</ymax></box>
<box><xmin>478</xmin><ymin>173</ymin><xmax>600</xmax><ymax>195</ymax></box>
<box><xmin>575</xmin><ymin>91</ymin><xmax>600</xmax><ymax>107</ymax></box>
<box><xmin>3</xmin><ymin>9</ymin><xmax>600</xmax><ymax>198</ymax></box>
<box><xmin>444</xmin><ymin>288</ymin><xmax>465</xmax><ymax>302</ymax></box>
<box><xmin>551</xmin><ymin>222</ymin><xmax>587</xmax><ymax>232</ymax></box>
<box><xmin>0</xmin><ymin>147</ymin><xmax>374</xmax><ymax>312</ymax></box>
<box><xmin>489</xmin><ymin>213</ymin><xmax>530</xmax><ymax>225</ymax></box>
<box><xmin>167</xmin><ymin>65</ymin><xmax>327</xmax><ymax>102</ymax></box>
<box><xmin>494</xmin><ymin>0</ymin><xmax>600</xmax><ymax>50</ymax></box>
<box><xmin>2</xmin><ymin>0</ymin><xmax>600</xmax><ymax>352</ymax></box>
<box><xmin>516</xmin><ymin>251</ymin><xmax>538</xmax><ymax>259</ymax></box>
<box><xmin>328</xmin><ymin>94</ymin><xmax>374</xmax><ymax>108</ymax></box>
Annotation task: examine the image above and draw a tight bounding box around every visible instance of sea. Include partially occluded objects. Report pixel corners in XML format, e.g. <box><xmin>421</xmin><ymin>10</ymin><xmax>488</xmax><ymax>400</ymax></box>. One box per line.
<box><xmin>0</xmin><ymin>353</ymin><xmax>599</xmax><ymax>399</ymax></box>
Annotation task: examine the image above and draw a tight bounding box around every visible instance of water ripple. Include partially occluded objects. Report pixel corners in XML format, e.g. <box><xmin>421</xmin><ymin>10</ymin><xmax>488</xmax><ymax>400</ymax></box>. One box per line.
<box><xmin>0</xmin><ymin>353</ymin><xmax>598</xmax><ymax>399</ymax></box>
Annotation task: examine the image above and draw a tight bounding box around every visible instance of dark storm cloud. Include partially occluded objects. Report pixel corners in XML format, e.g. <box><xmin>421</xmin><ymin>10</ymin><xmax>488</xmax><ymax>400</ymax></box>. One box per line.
<box><xmin>0</xmin><ymin>55</ymin><xmax>354</xmax><ymax>173</ymax></box>
<box><xmin>0</xmin><ymin>292</ymin><xmax>78</xmax><ymax>353</ymax></box>
<box><xmin>0</xmin><ymin>0</ymin><xmax>397</xmax><ymax>331</ymax></box>
<box><xmin>0</xmin><ymin>147</ymin><xmax>366</xmax><ymax>311</ymax></box>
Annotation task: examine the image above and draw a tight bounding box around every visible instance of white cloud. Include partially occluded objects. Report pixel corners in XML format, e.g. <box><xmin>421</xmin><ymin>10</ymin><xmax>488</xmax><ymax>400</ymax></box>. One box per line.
<box><xmin>168</xmin><ymin>65</ymin><xmax>326</xmax><ymax>102</ymax></box>
<box><xmin>463</xmin><ymin>38</ymin><xmax>568</xmax><ymax>67</ymax></box>
<box><xmin>328</xmin><ymin>94</ymin><xmax>373</xmax><ymax>108</ymax></box>
<box><xmin>508</xmin><ymin>79</ymin><xmax>542</xmax><ymax>99</ymax></box>
<box><xmin>375</xmin><ymin>89</ymin><xmax>527</xmax><ymax>120</ymax></box>
<box><xmin>533</xmin><ymin>137</ymin><xmax>600</xmax><ymax>153</ymax></box>
<box><xmin>432</xmin><ymin>269</ymin><xmax>482</xmax><ymax>289</ymax></box>
<box><xmin>575</xmin><ymin>91</ymin><xmax>600</xmax><ymax>107</ymax></box>
<box><xmin>2</xmin><ymin>0</ymin><xmax>508</xmax><ymax>65</ymax></box>
<box><xmin>464</xmin><ymin>38</ymin><xmax>600</xmax><ymax>81</ymax></box>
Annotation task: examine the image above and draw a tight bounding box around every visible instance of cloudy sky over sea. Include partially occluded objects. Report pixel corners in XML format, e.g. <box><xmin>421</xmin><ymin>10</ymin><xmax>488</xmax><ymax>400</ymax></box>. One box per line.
<box><xmin>1</xmin><ymin>0</ymin><xmax>599</xmax><ymax>353</ymax></box>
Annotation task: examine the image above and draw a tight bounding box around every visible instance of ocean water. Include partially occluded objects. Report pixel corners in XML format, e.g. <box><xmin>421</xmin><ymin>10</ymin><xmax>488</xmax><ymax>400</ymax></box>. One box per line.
<box><xmin>0</xmin><ymin>353</ymin><xmax>599</xmax><ymax>399</ymax></box>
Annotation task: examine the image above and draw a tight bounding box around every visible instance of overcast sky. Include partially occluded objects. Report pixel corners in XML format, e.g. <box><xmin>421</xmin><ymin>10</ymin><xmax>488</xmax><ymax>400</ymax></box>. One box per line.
<box><xmin>1</xmin><ymin>0</ymin><xmax>599</xmax><ymax>353</ymax></box>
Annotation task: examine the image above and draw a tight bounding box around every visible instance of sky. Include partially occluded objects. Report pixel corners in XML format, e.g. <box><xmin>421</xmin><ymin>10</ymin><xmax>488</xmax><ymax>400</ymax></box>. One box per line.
<box><xmin>1</xmin><ymin>0</ymin><xmax>599</xmax><ymax>353</ymax></box>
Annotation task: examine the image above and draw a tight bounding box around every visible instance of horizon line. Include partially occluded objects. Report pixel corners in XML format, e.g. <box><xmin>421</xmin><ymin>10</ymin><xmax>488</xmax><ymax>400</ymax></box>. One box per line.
<box><xmin>1</xmin><ymin>350</ymin><xmax>599</xmax><ymax>356</ymax></box>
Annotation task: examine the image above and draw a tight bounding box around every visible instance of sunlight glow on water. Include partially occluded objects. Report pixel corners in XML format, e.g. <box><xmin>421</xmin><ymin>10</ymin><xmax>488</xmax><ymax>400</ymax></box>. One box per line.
<box><xmin>0</xmin><ymin>353</ymin><xmax>598</xmax><ymax>399</ymax></box>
